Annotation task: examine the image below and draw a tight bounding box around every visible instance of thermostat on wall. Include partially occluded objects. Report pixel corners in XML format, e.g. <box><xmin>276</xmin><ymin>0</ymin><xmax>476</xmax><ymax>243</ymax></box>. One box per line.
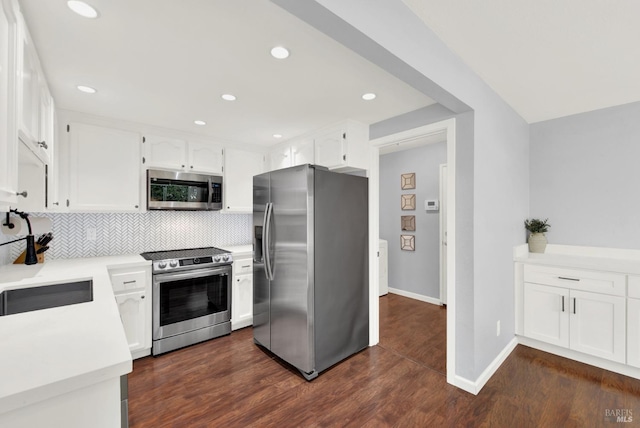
<box><xmin>425</xmin><ymin>199</ymin><xmax>439</xmax><ymax>211</ymax></box>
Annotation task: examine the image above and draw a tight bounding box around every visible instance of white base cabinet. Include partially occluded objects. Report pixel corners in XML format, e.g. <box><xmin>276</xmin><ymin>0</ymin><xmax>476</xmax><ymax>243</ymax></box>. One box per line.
<box><xmin>516</xmin><ymin>250</ymin><xmax>640</xmax><ymax>379</ymax></box>
<box><xmin>231</xmin><ymin>253</ymin><xmax>253</xmax><ymax>330</ymax></box>
<box><xmin>109</xmin><ymin>266</ymin><xmax>152</xmax><ymax>359</ymax></box>
<box><xmin>523</xmin><ymin>282</ymin><xmax>625</xmax><ymax>363</ymax></box>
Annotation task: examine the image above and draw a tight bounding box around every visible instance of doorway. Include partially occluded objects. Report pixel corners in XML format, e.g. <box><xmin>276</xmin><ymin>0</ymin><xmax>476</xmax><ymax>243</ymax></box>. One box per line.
<box><xmin>368</xmin><ymin>118</ymin><xmax>457</xmax><ymax>384</ymax></box>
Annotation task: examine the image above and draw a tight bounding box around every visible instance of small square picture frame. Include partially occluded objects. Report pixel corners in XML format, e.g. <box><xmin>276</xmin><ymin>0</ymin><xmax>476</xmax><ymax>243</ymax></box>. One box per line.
<box><xmin>401</xmin><ymin>173</ymin><xmax>416</xmax><ymax>190</ymax></box>
<box><xmin>401</xmin><ymin>215</ymin><xmax>416</xmax><ymax>231</ymax></box>
<box><xmin>401</xmin><ymin>194</ymin><xmax>416</xmax><ymax>210</ymax></box>
<box><xmin>400</xmin><ymin>235</ymin><xmax>415</xmax><ymax>251</ymax></box>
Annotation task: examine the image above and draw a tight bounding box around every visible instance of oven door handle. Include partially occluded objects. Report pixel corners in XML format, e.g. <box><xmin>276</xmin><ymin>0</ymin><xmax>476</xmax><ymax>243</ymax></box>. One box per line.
<box><xmin>263</xmin><ymin>202</ymin><xmax>274</xmax><ymax>281</ymax></box>
<box><xmin>153</xmin><ymin>266</ymin><xmax>231</xmax><ymax>282</ymax></box>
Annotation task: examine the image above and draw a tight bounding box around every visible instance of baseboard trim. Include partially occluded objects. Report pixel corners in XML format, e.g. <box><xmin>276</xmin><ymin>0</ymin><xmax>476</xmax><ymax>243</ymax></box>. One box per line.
<box><xmin>388</xmin><ymin>288</ymin><xmax>441</xmax><ymax>306</ymax></box>
<box><xmin>450</xmin><ymin>337</ymin><xmax>518</xmax><ymax>395</ymax></box>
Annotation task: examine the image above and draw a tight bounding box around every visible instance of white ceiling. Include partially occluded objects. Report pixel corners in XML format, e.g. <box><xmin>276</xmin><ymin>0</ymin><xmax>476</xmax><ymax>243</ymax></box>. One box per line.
<box><xmin>19</xmin><ymin>0</ymin><xmax>435</xmax><ymax>147</ymax></box>
<box><xmin>402</xmin><ymin>0</ymin><xmax>640</xmax><ymax>123</ymax></box>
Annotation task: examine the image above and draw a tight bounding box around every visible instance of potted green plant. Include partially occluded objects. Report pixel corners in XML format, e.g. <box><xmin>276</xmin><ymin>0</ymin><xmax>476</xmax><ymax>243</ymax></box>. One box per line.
<box><xmin>524</xmin><ymin>218</ymin><xmax>550</xmax><ymax>253</ymax></box>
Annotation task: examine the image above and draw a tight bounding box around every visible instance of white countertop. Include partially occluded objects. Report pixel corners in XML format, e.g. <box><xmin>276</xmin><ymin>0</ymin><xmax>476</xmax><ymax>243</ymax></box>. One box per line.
<box><xmin>0</xmin><ymin>255</ymin><xmax>150</xmax><ymax>415</ymax></box>
<box><xmin>514</xmin><ymin>245</ymin><xmax>640</xmax><ymax>275</ymax></box>
<box><xmin>224</xmin><ymin>245</ymin><xmax>253</xmax><ymax>257</ymax></box>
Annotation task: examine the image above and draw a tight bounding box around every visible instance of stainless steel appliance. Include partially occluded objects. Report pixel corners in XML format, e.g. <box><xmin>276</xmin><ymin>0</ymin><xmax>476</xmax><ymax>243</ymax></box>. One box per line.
<box><xmin>253</xmin><ymin>164</ymin><xmax>369</xmax><ymax>380</ymax></box>
<box><xmin>141</xmin><ymin>247</ymin><xmax>232</xmax><ymax>355</ymax></box>
<box><xmin>147</xmin><ymin>169</ymin><xmax>223</xmax><ymax>211</ymax></box>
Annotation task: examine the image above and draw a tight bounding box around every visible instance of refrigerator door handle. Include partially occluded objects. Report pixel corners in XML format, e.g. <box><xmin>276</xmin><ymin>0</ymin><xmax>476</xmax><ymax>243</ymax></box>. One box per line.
<box><xmin>263</xmin><ymin>202</ymin><xmax>274</xmax><ymax>280</ymax></box>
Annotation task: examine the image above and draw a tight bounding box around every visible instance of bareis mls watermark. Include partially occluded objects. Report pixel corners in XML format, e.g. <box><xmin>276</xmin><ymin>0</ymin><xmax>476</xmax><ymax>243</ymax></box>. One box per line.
<box><xmin>604</xmin><ymin>409</ymin><xmax>633</xmax><ymax>423</ymax></box>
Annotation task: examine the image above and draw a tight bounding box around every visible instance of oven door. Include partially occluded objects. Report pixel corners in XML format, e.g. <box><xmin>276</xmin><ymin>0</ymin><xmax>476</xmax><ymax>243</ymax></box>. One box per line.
<box><xmin>152</xmin><ymin>265</ymin><xmax>231</xmax><ymax>340</ymax></box>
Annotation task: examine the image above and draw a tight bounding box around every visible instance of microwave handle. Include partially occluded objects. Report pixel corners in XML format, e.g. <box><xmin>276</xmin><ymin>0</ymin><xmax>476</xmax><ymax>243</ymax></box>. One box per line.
<box><xmin>207</xmin><ymin>178</ymin><xmax>213</xmax><ymax>209</ymax></box>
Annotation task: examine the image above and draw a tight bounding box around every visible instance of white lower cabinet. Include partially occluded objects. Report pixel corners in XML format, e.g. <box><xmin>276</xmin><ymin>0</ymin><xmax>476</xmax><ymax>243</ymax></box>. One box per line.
<box><xmin>628</xmin><ymin>298</ymin><xmax>640</xmax><ymax>369</ymax></box>
<box><xmin>115</xmin><ymin>290</ymin><xmax>147</xmax><ymax>353</ymax></box>
<box><xmin>231</xmin><ymin>255</ymin><xmax>253</xmax><ymax>330</ymax></box>
<box><xmin>521</xmin><ymin>264</ymin><xmax>628</xmax><ymax>366</ymax></box>
<box><xmin>109</xmin><ymin>266</ymin><xmax>152</xmax><ymax>358</ymax></box>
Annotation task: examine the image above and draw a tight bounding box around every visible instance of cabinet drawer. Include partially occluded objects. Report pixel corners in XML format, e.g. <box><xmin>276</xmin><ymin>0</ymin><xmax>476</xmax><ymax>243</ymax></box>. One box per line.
<box><xmin>523</xmin><ymin>265</ymin><xmax>625</xmax><ymax>296</ymax></box>
<box><xmin>629</xmin><ymin>275</ymin><xmax>640</xmax><ymax>299</ymax></box>
<box><xmin>234</xmin><ymin>259</ymin><xmax>253</xmax><ymax>275</ymax></box>
<box><xmin>110</xmin><ymin>270</ymin><xmax>146</xmax><ymax>293</ymax></box>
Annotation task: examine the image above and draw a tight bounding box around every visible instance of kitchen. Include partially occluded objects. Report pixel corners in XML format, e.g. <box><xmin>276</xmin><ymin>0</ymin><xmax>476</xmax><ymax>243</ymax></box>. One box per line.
<box><xmin>2</xmin><ymin>0</ymin><xmax>640</xmax><ymax>426</ymax></box>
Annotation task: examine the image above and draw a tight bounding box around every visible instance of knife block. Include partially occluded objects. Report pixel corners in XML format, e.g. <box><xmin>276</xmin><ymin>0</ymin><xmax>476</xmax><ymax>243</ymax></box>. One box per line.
<box><xmin>13</xmin><ymin>244</ymin><xmax>45</xmax><ymax>264</ymax></box>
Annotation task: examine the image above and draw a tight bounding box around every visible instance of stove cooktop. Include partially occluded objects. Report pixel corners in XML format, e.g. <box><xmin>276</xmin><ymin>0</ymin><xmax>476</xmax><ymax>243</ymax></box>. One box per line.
<box><xmin>141</xmin><ymin>246</ymin><xmax>233</xmax><ymax>272</ymax></box>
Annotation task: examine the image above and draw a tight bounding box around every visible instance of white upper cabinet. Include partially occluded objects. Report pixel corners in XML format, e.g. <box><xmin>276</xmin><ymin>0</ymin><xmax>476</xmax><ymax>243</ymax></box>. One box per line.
<box><xmin>269</xmin><ymin>145</ymin><xmax>291</xmax><ymax>171</ymax></box>
<box><xmin>67</xmin><ymin>123</ymin><xmax>141</xmax><ymax>212</ymax></box>
<box><xmin>224</xmin><ymin>148</ymin><xmax>265</xmax><ymax>213</ymax></box>
<box><xmin>314</xmin><ymin>120</ymin><xmax>370</xmax><ymax>172</ymax></box>
<box><xmin>142</xmin><ymin>135</ymin><xmax>187</xmax><ymax>170</ymax></box>
<box><xmin>187</xmin><ymin>141</ymin><xmax>223</xmax><ymax>174</ymax></box>
<box><xmin>291</xmin><ymin>138</ymin><xmax>314</xmax><ymax>166</ymax></box>
<box><xmin>143</xmin><ymin>135</ymin><xmax>222</xmax><ymax>175</ymax></box>
<box><xmin>17</xmin><ymin>15</ymin><xmax>39</xmax><ymax>145</ymax></box>
<box><xmin>0</xmin><ymin>0</ymin><xmax>18</xmax><ymax>207</ymax></box>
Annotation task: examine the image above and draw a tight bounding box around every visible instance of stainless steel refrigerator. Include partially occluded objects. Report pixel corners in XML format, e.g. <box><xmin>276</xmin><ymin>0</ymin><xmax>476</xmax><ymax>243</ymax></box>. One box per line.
<box><xmin>253</xmin><ymin>164</ymin><xmax>369</xmax><ymax>380</ymax></box>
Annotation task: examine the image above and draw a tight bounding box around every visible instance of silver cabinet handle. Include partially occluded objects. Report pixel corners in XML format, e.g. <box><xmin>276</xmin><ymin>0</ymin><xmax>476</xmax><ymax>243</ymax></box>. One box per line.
<box><xmin>558</xmin><ymin>276</ymin><xmax>580</xmax><ymax>281</ymax></box>
<box><xmin>123</xmin><ymin>280</ymin><xmax>137</xmax><ymax>285</ymax></box>
<box><xmin>37</xmin><ymin>141</ymin><xmax>48</xmax><ymax>149</ymax></box>
<box><xmin>141</xmin><ymin>295</ymin><xmax>145</xmax><ymax>299</ymax></box>
<box><xmin>573</xmin><ymin>298</ymin><xmax>577</xmax><ymax>314</ymax></box>
<box><xmin>241</xmin><ymin>265</ymin><xmax>251</xmax><ymax>268</ymax></box>
<box><xmin>16</xmin><ymin>191</ymin><xmax>28</xmax><ymax>197</ymax></box>
<box><xmin>561</xmin><ymin>296</ymin><xmax>565</xmax><ymax>312</ymax></box>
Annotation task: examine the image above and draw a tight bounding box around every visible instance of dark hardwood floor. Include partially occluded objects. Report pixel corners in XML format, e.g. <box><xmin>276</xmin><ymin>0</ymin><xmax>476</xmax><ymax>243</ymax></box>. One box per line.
<box><xmin>129</xmin><ymin>294</ymin><xmax>640</xmax><ymax>427</ymax></box>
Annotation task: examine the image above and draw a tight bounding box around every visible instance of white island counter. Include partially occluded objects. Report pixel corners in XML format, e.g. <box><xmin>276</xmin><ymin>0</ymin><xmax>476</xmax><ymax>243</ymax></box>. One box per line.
<box><xmin>0</xmin><ymin>255</ymin><xmax>150</xmax><ymax>427</ymax></box>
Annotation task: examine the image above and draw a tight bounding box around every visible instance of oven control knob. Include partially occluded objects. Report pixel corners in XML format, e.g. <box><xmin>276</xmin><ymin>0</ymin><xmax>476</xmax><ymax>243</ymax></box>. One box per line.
<box><xmin>222</xmin><ymin>255</ymin><xmax>230</xmax><ymax>262</ymax></box>
<box><xmin>158</xmin><ymin>261</ymin><xmax>167</xmax><ymax>269</ymax></box>
<box><xmin>214</xmin><ymin>255</ymin><xmax>221</xmax><ymax>262</ymax></box>
<box><xmin>169</xmin><ymin>260</ymin><xmax>178</xmax><ymax>268</ymax></box>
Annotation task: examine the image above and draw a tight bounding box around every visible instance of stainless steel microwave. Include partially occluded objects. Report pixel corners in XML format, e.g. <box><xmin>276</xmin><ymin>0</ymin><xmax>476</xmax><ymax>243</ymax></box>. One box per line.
<box><xmin>147</xmin><ymin>169</ymin><xmax>222</xmax><ymax>211</ymax></box>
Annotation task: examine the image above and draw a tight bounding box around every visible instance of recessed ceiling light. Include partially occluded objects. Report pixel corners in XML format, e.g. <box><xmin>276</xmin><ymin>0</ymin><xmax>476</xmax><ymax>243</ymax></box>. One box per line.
<box><xmin>273</xmin><ymin>134</ymin><xmax>283</xmax><ymax>139</ymax></box>
<box><xmin>67</xmin><ymin>1</ymin><xmax>99</xmax><ymax>18</ymax></box>
<box><xmin>362</xmin><ymin>93</ymin><xmax>377</xmax><ymax>101</ymax></box>
<box><xmin>194</xmin><ymin>120</ymin><xmax>206</xmax><ymax>126</ymax></box>
<box><xmin>76</xmin><ymin>85</ymin><xmax>97</xmax><ymax>94</ymax></box>
<box><xmin>221</xmin><ymin>94</ymin><xmax>236</xmax><ymax>101</ymax></box>
<box><xmin>270</xmin><ymin>46</ymin><xmax>290</xmax><ymax>59</ymax></box>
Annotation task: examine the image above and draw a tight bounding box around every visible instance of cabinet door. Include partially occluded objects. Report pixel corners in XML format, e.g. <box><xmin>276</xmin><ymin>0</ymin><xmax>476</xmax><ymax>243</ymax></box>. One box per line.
<box><xmin>291</xmin><ymin>138</ymin><xmax>314</xmax><ymax>166</ymax></box>
<box><xmin>18</xmin><ymin>21</ymin><xmax>40</xmax><ymax>145</ymax></box>
<box><xmin>187</xmin><ymin>141</ymin><xmax>223</xmax><ymax>174</ymax></box>
<box><xmin>628</xmin><ymin>298</ymin><xmax>640</xmax><ymax>368</ymax></box>
<box><xmin>569</xmin><ymin>290</ymin><xmax>625</xmax><ymax>363</ymax></box>
<box><xmin>314</xmin><ymin>129</ymin><xmax>345</xmax><ymax>169</ymax></box>
<box><xmin>270</xmin><ymin>146</ymin><xmax>291</xmax><ymax>171</ymax></box>
<box><xmin>224</xmin><ymin>148</ymin><xmax>264</xmax><ymax>212</ymax></box>
<box><xmin>0</xmin><ymin>2</ymin><xmax>18</xmax><ymax>207</ymax></box>
<box><xmin>232</xmin><ymin>273</ymin><xmax>253</xmax><ymax>330</ymax></box>
<box><xmin>16</xmin><ymin>140</ymin><xmax>45</xmax><ymax>212</ymax></box>
<box><xmin>115</xmin><ymin>290</ymin><xmax>147</xmax><ymax>353</ymax></box>
<box><xmin>68</xmin><ymin>123</ymin><xmax>141</xmax><ymax>211</ymax></box>
<box><xmin>523</xmin><ymin>283</ymin><xmax>569</xmax><ymax>347</ymax></box>
<box><xmin>143</xmin><ymin>135</ymin><xmax>187</xmax><ymax>170</ymax></box>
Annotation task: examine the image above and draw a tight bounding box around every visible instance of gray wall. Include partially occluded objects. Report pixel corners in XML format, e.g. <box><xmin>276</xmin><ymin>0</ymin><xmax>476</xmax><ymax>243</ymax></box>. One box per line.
<box><xmin>530</xmin><ymin>101</ymin><xmax>640</xmax><ymax>249</ymax></box>
<box><xmin>275</xmin><ymin>0</ymin><xmax>530</xmax><ymax>381</ymax></box>
<box><xmin>380</xmin><ymin>142</ymin><xmax>447</xmax><ymax>298</ymax></box>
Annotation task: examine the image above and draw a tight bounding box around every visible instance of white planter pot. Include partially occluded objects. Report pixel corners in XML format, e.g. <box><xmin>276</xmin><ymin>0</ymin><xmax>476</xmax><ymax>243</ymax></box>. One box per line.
<box><xmin>528</xmin><ymin>233</ymin><xmax>547</xmax><ymax>253</ymax></box>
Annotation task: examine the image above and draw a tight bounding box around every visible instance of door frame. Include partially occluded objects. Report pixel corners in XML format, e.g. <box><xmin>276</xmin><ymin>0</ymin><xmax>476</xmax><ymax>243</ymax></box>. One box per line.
<box><xmin>439</xmin><ymin>163</ymin><xmax>447</xmax><ymax>305</ymax></box>
<box><xmin>368</xmin><ymin>118</ymin><xmax>457</xmax><ymax>386</ymax></box>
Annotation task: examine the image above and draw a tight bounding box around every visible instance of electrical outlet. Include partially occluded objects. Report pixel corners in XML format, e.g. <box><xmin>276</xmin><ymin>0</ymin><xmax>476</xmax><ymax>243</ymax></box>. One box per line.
<box><xmin>496</xmin><ymin>320</ymin><xmax>501</xmax><ymax>337</ymax></box>
<box><xmin>86</xmin><ymin>228</ymin><xmax>96</xmax><ymax>241</ymax></box>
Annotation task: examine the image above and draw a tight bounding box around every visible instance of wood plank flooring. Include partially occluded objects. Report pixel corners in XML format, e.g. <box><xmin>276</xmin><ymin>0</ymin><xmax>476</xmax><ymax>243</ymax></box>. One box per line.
<box><xmin>128</xmin><ymin>294</ymin><xmax>640</xmax><ymax>427</ymax></box>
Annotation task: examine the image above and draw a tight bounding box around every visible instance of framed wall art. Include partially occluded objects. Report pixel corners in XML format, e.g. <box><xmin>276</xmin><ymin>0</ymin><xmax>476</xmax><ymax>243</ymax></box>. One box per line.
<box><xmin>400</xmin><ymin>235</ymin><xmax>415</xmax><ymax>251</ymax></box>
<box><xmin>401</xmin><ymin>194</ymin><xmax>416</xmax><ymax>210</ymax></box>
<box><xmin>401</xmin><ymin>173</ymin><xmax>416</xmax><ymax>190</ymax></box>
<box><xmin>401</xmin><ymin>215</ymin><xmax>415</xmax><ymax>231</ymax></box>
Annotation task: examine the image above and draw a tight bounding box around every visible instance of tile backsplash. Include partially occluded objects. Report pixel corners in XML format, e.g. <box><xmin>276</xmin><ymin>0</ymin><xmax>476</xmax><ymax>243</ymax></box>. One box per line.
<box><xmin>3</xmin><ymin>211</ymin><xmax>252</xmax><ymax>264</ymax></box>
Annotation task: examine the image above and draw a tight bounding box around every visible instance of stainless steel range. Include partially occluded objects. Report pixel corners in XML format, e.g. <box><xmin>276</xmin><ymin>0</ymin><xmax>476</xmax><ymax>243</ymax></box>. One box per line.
<box><xmin>141</xmin><ymin>247</ymin><xmax>233</xmax><ymax>355</ymax></box>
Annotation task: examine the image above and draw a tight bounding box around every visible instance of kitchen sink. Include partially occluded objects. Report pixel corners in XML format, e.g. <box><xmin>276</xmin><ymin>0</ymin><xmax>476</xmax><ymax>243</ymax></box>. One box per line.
<box><xmin>0</xmin><ymin>280</ymin><xmax>93</xmax><ymax>316</ymax></box>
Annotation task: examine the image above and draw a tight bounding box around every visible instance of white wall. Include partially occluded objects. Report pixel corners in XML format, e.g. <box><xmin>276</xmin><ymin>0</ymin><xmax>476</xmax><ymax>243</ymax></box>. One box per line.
<box><xmin>380</xmin><ymin>142</ymin><xmax>446</xmax><ymax>299</ymax></box>
<box><xmin>274</xmin><ymin>0</ymin><xmax>530</xmax><ymax>382</ymax></box>
<box><xmin>530</xmin><ymin>101</ymin><xmax>640</xmax><ymax>249</ymax></box>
